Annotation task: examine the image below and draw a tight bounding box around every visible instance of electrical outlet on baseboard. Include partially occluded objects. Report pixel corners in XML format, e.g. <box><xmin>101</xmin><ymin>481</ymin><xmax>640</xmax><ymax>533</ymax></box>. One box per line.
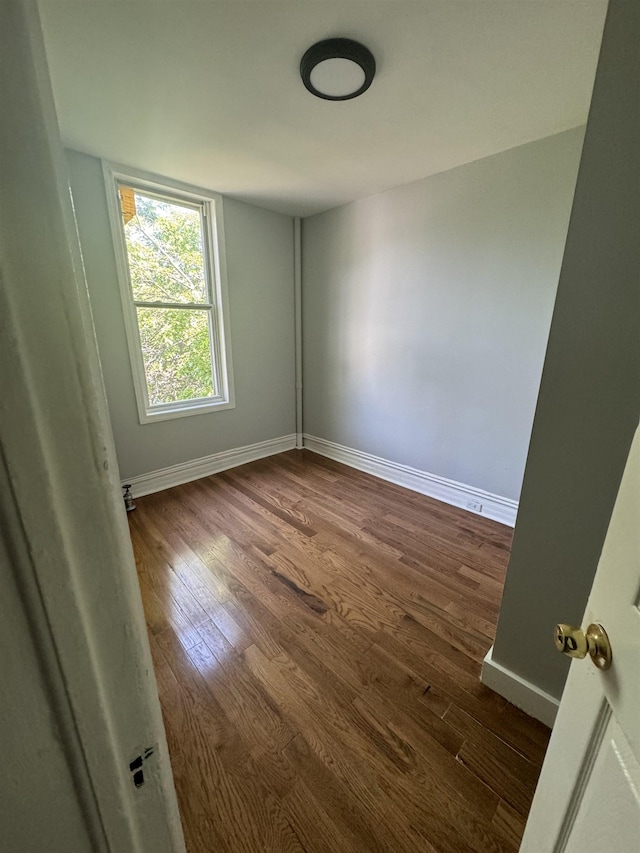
<box><xmin>466</xmin><ymin>500</ymin><xmax>483</xmax><ymax>513</ymax></box>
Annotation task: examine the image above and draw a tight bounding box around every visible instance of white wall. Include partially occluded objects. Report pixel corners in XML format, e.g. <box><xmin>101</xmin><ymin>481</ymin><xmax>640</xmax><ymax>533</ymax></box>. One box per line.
<box><xmin>67</xmin><ymin>150</ymin><xmax>296</xmax><ymax>480</ymax></box>
<box><xmin>302</xmin><ymin>128</ymin><xmax>584</xmax><ymax>502</ymax></box>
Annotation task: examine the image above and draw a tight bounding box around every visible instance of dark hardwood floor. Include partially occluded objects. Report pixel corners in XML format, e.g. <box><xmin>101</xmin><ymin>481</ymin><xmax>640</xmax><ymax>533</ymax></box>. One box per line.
<box><xmin>129</xmin><ymin>450</ymin><xmax>550</xmax><ymax>852</ymax></box>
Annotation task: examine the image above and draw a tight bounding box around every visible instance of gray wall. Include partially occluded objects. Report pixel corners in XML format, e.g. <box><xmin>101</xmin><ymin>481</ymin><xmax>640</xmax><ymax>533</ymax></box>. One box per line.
<box><xmin>67</xmin><ymin>149</ymin><xmax>296</xmax><ymax>479</ymax></box>
<box><xmin>302</xmin><ymin>128</ymin><xmax>584</xmax><ymax>501</ymax></box>
<box><xmin>492</xmin><ymin>0</ymin><xmax>640</xmax><ymax>699</ymax></box>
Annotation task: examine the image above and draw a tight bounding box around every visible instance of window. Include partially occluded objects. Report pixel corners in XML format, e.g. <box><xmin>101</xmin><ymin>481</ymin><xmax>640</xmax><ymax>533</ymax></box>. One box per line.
<box><xmin>104</xmin><ymin>163</ymin><xmax>234</xmax><ymax>423</ymax></box>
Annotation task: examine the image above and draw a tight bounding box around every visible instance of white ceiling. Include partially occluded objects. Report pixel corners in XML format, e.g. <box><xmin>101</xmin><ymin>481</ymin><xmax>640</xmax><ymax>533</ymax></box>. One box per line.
<box><xmin>38</xmin><ymin>1</ymin><xmax>607</xmax><ymax>217</ymax></box>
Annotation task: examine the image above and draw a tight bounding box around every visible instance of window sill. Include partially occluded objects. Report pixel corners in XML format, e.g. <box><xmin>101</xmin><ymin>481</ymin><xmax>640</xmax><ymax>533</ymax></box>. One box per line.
<box><xmin>138</xmin><ymin>397</ymin><xmax>235</xmax><ymax>425</ymax></box>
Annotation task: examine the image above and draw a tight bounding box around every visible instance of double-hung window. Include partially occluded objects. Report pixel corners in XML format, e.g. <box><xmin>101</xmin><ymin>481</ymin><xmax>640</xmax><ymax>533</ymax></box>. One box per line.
<box><xmin>104</xmin><ymin>163</ymin><xmax>234</xmax><ymax>423</ymax></box>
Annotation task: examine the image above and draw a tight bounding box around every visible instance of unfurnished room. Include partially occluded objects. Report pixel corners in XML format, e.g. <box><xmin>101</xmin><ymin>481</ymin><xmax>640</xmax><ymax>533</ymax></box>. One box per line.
<box><xmin>2</xmin><ymin>1</ymin><xmax>639</xmax><ymax>852</ymax></box>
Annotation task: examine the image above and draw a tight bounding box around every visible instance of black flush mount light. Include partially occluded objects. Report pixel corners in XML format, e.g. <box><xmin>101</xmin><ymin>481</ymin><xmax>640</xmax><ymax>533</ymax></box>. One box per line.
<box><xmin>300</xmin><ymin>38</ymin><xmax>376</xmax><ymax>101</ymax></box>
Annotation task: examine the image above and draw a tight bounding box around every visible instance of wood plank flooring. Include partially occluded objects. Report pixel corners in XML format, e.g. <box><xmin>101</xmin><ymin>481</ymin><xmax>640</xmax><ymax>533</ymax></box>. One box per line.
<box><xmin>129</xmin><ymin>450</ymin><xmax>550</xmax><ymax>852</ymax></box>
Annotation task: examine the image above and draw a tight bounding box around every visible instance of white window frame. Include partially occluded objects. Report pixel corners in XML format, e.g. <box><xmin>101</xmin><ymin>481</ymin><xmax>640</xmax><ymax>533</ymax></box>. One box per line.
<box><xmin>103</xmin><ymin>161</ymin><xmax>234</xmax><ymax>424</ymax></box>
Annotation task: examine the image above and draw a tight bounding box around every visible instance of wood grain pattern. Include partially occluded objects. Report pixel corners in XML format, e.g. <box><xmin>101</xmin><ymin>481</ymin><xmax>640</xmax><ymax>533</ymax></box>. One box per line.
<box><xmin>129</xmin><ymin>450</ymin><xmax>550</xmax><ymax>852</ymax></box>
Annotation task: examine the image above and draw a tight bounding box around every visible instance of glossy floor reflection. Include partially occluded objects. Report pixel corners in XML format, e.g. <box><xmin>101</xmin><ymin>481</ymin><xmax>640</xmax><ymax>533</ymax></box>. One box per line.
<box><xmin>130</xmin><ymin>450</ymin><xmax>550</xmax><ymax>852</ymax></box>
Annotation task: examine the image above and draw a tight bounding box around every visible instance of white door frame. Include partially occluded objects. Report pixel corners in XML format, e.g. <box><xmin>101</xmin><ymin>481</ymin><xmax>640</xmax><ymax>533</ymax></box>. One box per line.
<box><xmin>0</xmin><ymin>2</ymin><xmax>184</xmax><ymax>849</ymax></box>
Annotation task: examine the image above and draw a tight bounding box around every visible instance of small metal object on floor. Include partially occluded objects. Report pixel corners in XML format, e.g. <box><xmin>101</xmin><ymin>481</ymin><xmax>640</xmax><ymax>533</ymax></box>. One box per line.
<box><xmin>122</xmin><ymin>484</ymin><xmax>136</xmax><ymax>512</ymax></box>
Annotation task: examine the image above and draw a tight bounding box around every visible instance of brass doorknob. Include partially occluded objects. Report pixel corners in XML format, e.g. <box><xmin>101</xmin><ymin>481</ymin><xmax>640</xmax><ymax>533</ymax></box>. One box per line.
<box><xmin>554</xmin><ymin>623</ymin><xmax>612</xmax><ymax>670</ymax></box>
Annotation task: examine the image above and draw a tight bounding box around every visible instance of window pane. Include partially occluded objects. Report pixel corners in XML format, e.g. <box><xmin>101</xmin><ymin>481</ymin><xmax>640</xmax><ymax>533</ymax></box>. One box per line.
<box><xmin>136</xmin><ymin>307</ymin><xmax>215</xmax><ymax>405</ymax></box>
<box><xmin>122</xmin><ymin>189</ymin><xmax>207</xmax><ymax>304</ymax></box>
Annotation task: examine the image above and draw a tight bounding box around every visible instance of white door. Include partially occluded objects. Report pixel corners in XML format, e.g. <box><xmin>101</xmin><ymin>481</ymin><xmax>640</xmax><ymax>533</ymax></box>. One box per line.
<box><xmin>0</xmin><ymin>1</ymin><xmax>184</xmax><ymax>849</ymax></box>
<box><xmin>521</xmin><ymin>424</ymin><xmax>640</xmax><ymax>852</ymax></box>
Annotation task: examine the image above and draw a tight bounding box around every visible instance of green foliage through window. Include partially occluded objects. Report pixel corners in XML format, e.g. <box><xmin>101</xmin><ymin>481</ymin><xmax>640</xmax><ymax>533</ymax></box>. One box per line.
<box><xmin>122</xmin><ymin>189</ymin><xmax>216</xmax><ymax>406</ymax></box>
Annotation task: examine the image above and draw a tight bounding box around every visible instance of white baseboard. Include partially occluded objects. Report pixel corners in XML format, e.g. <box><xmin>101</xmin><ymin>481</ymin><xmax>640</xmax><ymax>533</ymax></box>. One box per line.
<box><xmin>122</xmin><ymin>434</ymin><xmax>297</xmax><ymax>498</ymax></box>
<box><xmin>302</xmin><ymin>434</ymin><xmax>518</xmax><ymax>527</ymax></box>
<box><xmin>481</xmin><ymin>645</ymin><xmax>559</xmax><ymax>728</ymax></box>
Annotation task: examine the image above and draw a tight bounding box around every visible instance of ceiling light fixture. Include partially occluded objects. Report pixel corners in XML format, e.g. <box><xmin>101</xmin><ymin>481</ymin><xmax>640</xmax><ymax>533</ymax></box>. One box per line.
<box><xmin>300</xmin><ymin>38</ymin><xmax>376</xmax><ymax>101</ymax></box>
